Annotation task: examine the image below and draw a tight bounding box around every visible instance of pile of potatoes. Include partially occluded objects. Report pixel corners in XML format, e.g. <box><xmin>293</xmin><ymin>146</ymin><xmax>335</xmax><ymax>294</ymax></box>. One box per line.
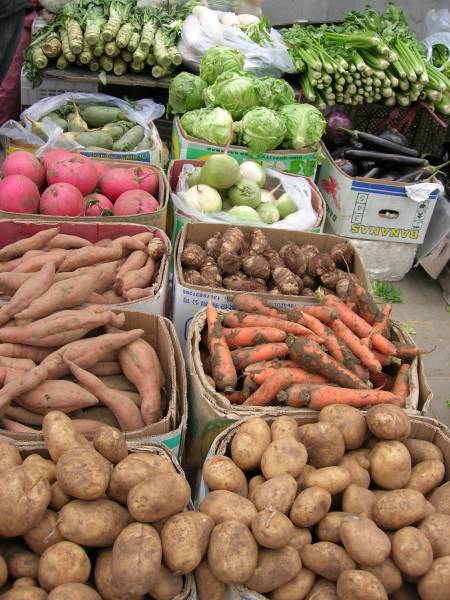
<box><xmin>199</xmin><ymin>405</ymin><xmax>450</xmax><ymax>600</ymax></box>
<box><xmin>0</xmin><ymin>410</ymin><xmax>205</xmax><ymax>599</ymax></box>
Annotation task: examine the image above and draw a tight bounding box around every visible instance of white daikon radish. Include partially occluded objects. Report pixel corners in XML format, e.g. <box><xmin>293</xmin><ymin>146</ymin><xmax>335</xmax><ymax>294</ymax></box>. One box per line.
<box><xmin>193</xmin><ymin>6</ymin><xmax>223</xmax><ymax>41</ymax></box>
<box><xmin>237</xmin><ymin>13</ymin><xmax>260</xmax><ymax>28</ymax></box>
<box><xmin>221</xmin><ymin>13</ymin><xmax>240</xmax><ymax>27</ymax></box>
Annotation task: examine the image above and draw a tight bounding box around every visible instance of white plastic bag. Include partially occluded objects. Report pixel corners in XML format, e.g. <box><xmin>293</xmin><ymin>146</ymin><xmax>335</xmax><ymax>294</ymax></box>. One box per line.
<box><xmin>421</xmin><ymin>32</ymin><xmax>450</xmax><ymax>72</ymax></box>
<box><xmin>178</xmin><ymin>12</ymin><xmax>295</xmax><ymax>78</ymax></box>
<box><xmin>425</xmin><ymin>9</ymin><xmax>450</xmax><ymax>35</ymax></box>
<box><xmin>173</xmin><ymin>165</ymin><xmax>317</xmax><ymax>230</ymax></box>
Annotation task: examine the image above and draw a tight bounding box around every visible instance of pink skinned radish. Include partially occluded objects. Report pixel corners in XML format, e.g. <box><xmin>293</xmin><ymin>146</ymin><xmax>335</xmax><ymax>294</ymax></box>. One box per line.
<box><xmin>2</xmin><ymin>151</ymin><xmax>45</xmax><ymax>188</ymax></box>
<box><xmin>84</xmin><ymin>193</ymin><xmax>114</xmax><ymax>216</ymax></box>
<box><xmin>99</xmin><ymin>168</ymin><xmax>139</xmax><ymax>201</ymax></box>
<box><xmin>0</xmin><ymin>175</ymin><xmax>40</xmax><ymax>214</ymax></box>
<box><xmin>93</xmin><ymin>161</ymin><xmax>110</xmax><ymax>180</ymax></box>
<box><xmin>47</xmin><ymin>155</ymin><xmax>98</xmax><ymax>195</ymax></box>
<box><xmin>113</xmin><ymin>190</ymin><xmax>159</xmax><ymax>216</ymax></box>
<box><xmin>130</xmin><ymin>166</ymin><xmax>159</xmax><ymax>196</ymax></box>
<box><xmin>40</xmin><ymin>149</ymin><xmax>73</xmax><ymax>170</ymax></box>
<box><xmin>40</xmin><ymin>183</ymin><xmax>85</xmax><ymax>216</ymax></box>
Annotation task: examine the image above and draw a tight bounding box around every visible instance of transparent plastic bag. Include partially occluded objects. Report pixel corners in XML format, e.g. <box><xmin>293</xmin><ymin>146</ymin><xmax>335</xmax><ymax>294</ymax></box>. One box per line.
<box><xmin>178</xmin><ymin>12</ymin><xmax>295</xmax><ymax>78</ymax></box>
<box><xmin>172</xmin><ymin>165</ymin><xmax>317</xmax><ymax>230</ymax></box>
<box><xmin>425</xmin><ymin>9</ymin><xmax>450</xmax><ymax>35</ymax></box>
<box><xmin>422</xmin><ymin>32</ymin><xmax>450</xmax><ymax>72</ymax></box>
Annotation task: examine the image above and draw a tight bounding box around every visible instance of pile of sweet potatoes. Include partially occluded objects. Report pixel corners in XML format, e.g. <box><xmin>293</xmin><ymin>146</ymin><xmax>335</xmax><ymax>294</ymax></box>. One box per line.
<box><xmin>0</xmin><ymin>227</ymin><xmax>167</xmax><ymax>306</ymax></box>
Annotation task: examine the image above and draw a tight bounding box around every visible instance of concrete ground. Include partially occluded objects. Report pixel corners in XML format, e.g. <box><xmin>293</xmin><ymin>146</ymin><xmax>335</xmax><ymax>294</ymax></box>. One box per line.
<box><xmin>391</xmin><ymin>268</ymin><xmax>450</xmax><ymax>426</ymax></box>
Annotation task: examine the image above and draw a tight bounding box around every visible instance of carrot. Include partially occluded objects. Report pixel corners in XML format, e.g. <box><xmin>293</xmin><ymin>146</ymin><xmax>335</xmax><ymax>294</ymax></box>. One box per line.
<box><xmin>0</xmin><ymin>272</ymin><xmax>34</xmax><ymax>295</ymax></box>
<box><xmin>250</xmin><ymin>367</ymin><xmax>328</xmax><ymax>386</ymax></box>
<box><xmin>244</xmin><ymin>360</ymin><xmax>300</xmax><ymax>374</ymax></box>
<box><xmin>117</xmin><ymin>250</ymin><xmax>148</xmax><ymax>278</ymax></box>
<box><xmin>0</xmin><ymin>262</ymin><xmax>55</xmax><ymax>326</ymax></box>
<box><xmin>223</xmin><ymin>327</ymin><xmax>287</xmax><ymax>349</ymax></box>
<box><xmin>242</xmin><ymin>375</ymin><xmax>258</xmax><ymax>396</ymax></box>
<box><xmin>207</xmin><ymin>301</ymin><xmax>237</xmax><ymax>393</ymax></box>
<box><xmin>298</xmin><ymin>306</ymin><xmax>337</xmax><ymax>323</ymax></box>
<box><xmin>46</xmin><ymin>234</ymin><xmax>92</xmax><ymax>250</ymax></box>
<box><xmin>232</xmin><ymin>294</ymin><xmax>287</xmax><ymax>319</ymax></box>
<box><xmin>243</xmin><ymin>368</ymin><xmax>293</xmax><ymax>406</ymax></box>
<box><xmin>370</xmin><ymin>371</ymin><xmax>394</xmax><ymax>391</ymax></box>
<box><xmin>115</xmin><ymin>257</ymin><xmax>156</xmax><ymax>295</ymax></box>
<box><xmin>287</xmin><ymin>335</ymin><xmax>368</xmax><ymax>390</ymax></box>
<box><xmin>392</xmin><ymin>364</ymin><xmax>410</xmax><ymax>405</ymax></box>
<box><xmin>373</xmin><ymin>350</ymin><xmax>396</xmax><ymax>367</ymax></box>
<box><xmin>231</xmin><ymin>343</ymin><xmax>289</xmax><ymax>370</ymax></box>
<box><xmin>222</xmin><ymin>391</ymin><xmax>247</xmax><ymax>405</ymax></box>
<box><xmin>117</xmin><ymin>337</ymin><xmax>163</xmax><ymax>425</ymax></box>
<box><xmin>16</xmin><ymin>379</ymin><xmax>98</xmax><ymax>414</ymax></box>
<box><xmin>65</xmin><ymin>358</ymin><xmax>145</xmax><ymax>431</ymax></box>
<box><xmin>200</xmin><ymin>348</ymin><xmax>212</xmax><ymax>376</ymax></box>
<box><xmin>329</xmin><ymin>318</ymin><xmax>382</xmax><ymax>372</ymax></box>
<box><xmin>0</xmin><ymin>356</ymin><xmax>36</xmax><ymax>370</ymax></box>
<box><xmin>224</xmin><ymin>311</ymin><xmax>321</xmax><ymax>340</ymax></box>
<box><xmin>289</xmin><ymin>310</ymin><xmax>344</xmax><ymax>362</ymax></box>
<box><xmin>373</xmin><ymin>303</ymin><xmax>392</xmax><ymax>335</ymax></box>
<box><xmin>277</xmin><ymin>384</ymin><xmax>401</xmax><ymax>409</ymax></box>
<box><xmin>393</xmin><ymin>343</ymin><xmax>424</xmax><ymax>362</ymax></box>
<box><xmin>13</xmin><ymin>251</ymin><xmax>66</xmax><ymax>274</ymax></box>
<box><xmin>58</xmin><ymin>243</ymin><xmax>123</xmax><ymax>272</ymax></box>
<box><xmin>0</xmin><ymin>228</ymin><xmax>59</xmax><ymax>262</ymax></box>
<box><xmin>1</xmin><ymin>418</ymin><xmax>36</xmax><ymax>432</ymax></box>
<box><xmin>125</xmin><ymin>288</ymin><xmax>152</xmax><ymax>301</ymax></box>
<box><xmin>335</xmin><ymin>338</ymin><xmax>368</xmax><ymax>381</ymax></box>
<box><xmin>88</xmin><ymin>362</ymin><xmax>122</xmax><ymax>376</ymax></box>
<box><xmin>0</xmin><ymin>344</ymin><xmax>53</xmax><ymax>362</ymax></box>
<box><xmin>354</xmin><ymin>284</ymin><xmax>380</xmax><ymax>325</ymax></box>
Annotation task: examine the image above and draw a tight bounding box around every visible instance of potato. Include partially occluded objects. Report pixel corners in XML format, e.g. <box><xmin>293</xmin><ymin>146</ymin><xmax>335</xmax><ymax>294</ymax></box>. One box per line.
<box><xmin>1</xmin><ymin>588</ymin><xmax>47</xmax><ymax>600</ymax></box>
<box><xmin>161</xmin><ymin>512</ymin><xmax>213</xmax><ymax>574</ymax></box>
<box><xmin>13</xmin><ymin>577</ymin><xmax>37</xmax><ymax>587</ymax></box>
<box><xmin>288</xmin><ymin>527</ymin><xmax>313</xmax><ymax>554</ymax></box>
<box><xmin>0</xmin><ymin>466</ymin><xmax>50</xmax><ymax>537</ymax></box>
<box><xmin>195</xmin><ymin>559</ymin><xmax>225</xmax><ymax>600</ymax></box>
<box><xmin>252</xmin><ymin>474</ymin><xmax>298</xmax><ymax>514</ymax></box>
<box><xmin>347</xmin><ymin>448</ymin><xmax>371</xmax><ymax>469</ymax></box>
<box><xmin>108</xmin><ymin>454</ymin><xmax>175</xmax><ymax>504</ymax></box>
<box><xmin>199</xmin><ymin>490</ymin><xmax>256</xmax><ymax>526</ymax></box>
<box><xmin>336</xmin><ymin>569</ymin><xmax>388</xmax><ymax>600</ymax></box>
<box><xmin>230</xmin><ymin>418</ymin><xmax>271</xmax><ymax>471</ymax></box>
<box><xmin>364</xmin><ymin>558</ymin><xmax>403</xmax><ymax>594</ymax></box>
<box><xmin>303</xmin><ymin>466</ymin><xmax>351</xmax><ymax>495</ymax></box>
<box><xmin>251</xmin><ymin>509</ymin><xmax>294</xmax><ymax>549</ymax></box>
<box><xmin>417</xmin><ymin>556</ymin><xmax>450</xmax><ymax>600</ymax></box>
<box><xmin>271</xmin><ymin>416</ymin><xmax>300</xmax><ymax>441</ymax></box>
<box><xmin>149</xmin><ymin>564</ymin><xmax>183</xmax><ymax>600</ymax></box>
<box><xmin>370</xmin><ymin>441</ymin><xmax>411</xmax><ymax>489</ymax></box>
<box><xmin>271</xmin><ymin>567</ymin><xmax>316</xmax><ymax>600</ymax></box>
<box><xmin>406</xmin><ymin>460</ymin><xmax>445</xmax><ymax>495</ymax></box>
<box><xmin>404</xmin><ymin>439</ymin><xmax>444</xmax><ymax>465</ymax></box>
<box><xmin>43</xmin><ymin>411</ymin><xmax>90</xmax><ymax>462</ymax></box>
<box><xmin>340</xmin><ymin>516</ymin><xmax>391</xmax><ymax>566</ymax></box>
<box><xmin>301</xmin><ymin>423</ymin><xmax>345</xmax><ymax>467</ymax></box>
<box><xmin>342</xmin><ymin>484</ymin><xmax>377</xmax><ymax>518</ymax></box>
<box><xmin>207</xmin><ymin>520</ymin><xmax>258</xmax><ymax>584</ymax></box>
<box><xmin>202</xmin><ymin>457</ymin><xmax>247</xmax><ymax>496</ymax></box>
<box><xmin>49</xmin><ymin>482</ymin><xmax>70</xmax><ymax>511</ymax></box>
<box><xmin>429</xmin><ymin>482</ymin><xmax>450</xmax><ymax>514</ymax></box>
<box><xmin>419</xmin><ymin>513</ymin><xmax>450</xmax><ymax>558</ymax></box>
<box><xmin>389</xmin><ymin>583</ymin><xmax>420</xmax><ymax>600</ymax></box>
<box><xmin>0</xmin><ymin>555</ymin><xmax>7</xmax><ymax>588</ymax></box>
<box><xmin>373</xmin><ymin>490</ymin><xmax>427</xmax><ymax>530</ymax></box>
<box><xmin>56</xmin><ymin>448</ymin><xmax>110</xmax><ymax>501</ymax></box>
<box><xmin>0</xmin><ymin>441</ymin><xmax>22</xmax><ymax>472</ymax></box>
<box><xmin>338</xmin><ymin>454</ymin><xmax>370</xmax><ymax>488</ymax></box>
<box><xmin>7</xmin><ymin>551</ymin><xmax>39</xmax><ymax>580</ymax></box>
<box><xmin>94</xmin><ymin>549</ymin><xmax>136</xmax><ymax>600</ymax></box>
<box><xmin>93</xmin><ymin>425</ymin><xmax>128</xmax><ymax>464</ymax></box>
<box><xmin>301</xmin><ymin>542</ymin><xmax>355</xmax><ymax>581</ymax></box>
<box><xmin>58</xmin><ymin>499</ymin><xmax>132</xmax><ymax>547</ymax></box>
<box><xmin>127</xmin><ymin>472</ymin><xmax>190</xmax><ymax>523</ymax></box>
<box><xmin>112</xmin><ymin>523</ymin><xmax>161</xmax><ymax>596</ymax></box>
<box><xmin>245</xmin><ymin>546</ymin><xmax>301</xmax><ymax>593</ymax></box>
<box><xmin>248</xmin><ymin>475</ymin><xmax>265</xmax><ymax>503</ymax></box>
<box><xmin>305</xmin><ymin>578</ymin><xmax>337</xmax><ymax>599</ymax></box>
<box><xmin>297</xmin><ymin>465</ymin><xmax>317</xmax><ymax>492</ymax></box>
<box><xmin>392</xmin><ymin>527</ymin><xmax>433</xmax><ymax>577</ymax></box>
<box><xmin>366</xmin><ymin>405</ymin><xmax>411</xmax><ymax>440</ymax></box>
<box><xmin>423</xmin><ymin>499</ymin><xmax>436</xmax><ymax>518</ymax></box>
<box><xmin>290</xmin><ymin>487</ymin><xmax>331</xmax><ymax>528</ymax></box>
<box><xmin>317</xmin><ymin>512</ymin><xmax>350</xmax><ymax>544</ymax></box>
<box><xmin>319</xmin><ymin>404</ymin><xmax>367</xmax><ymax>449</ymax></box>
<box><xmin>38</xmin><ymin>541</ymin><xmax>90</xmax><ymax>591</ymax></box>
<box><xmin>260</xmin><ymin>438</ymin><xmax>307</xmax><ymax>479</ymax></box>
<box><xmin>47</xmin><ymin>583</ymin><xmax>101</xmax><ymax>599</ymax></box>
<box><xmin>23</xmin><ymin>455</ymin><xmax>56</xmax><ymax>484</ymax></box>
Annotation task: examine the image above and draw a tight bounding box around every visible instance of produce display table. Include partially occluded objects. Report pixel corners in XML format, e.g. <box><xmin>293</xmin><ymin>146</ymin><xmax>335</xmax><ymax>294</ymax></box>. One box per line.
<box><xmin>42</xmin><ymin>68</ymin><xmax>173</xmax><ymax>90</ymax></box>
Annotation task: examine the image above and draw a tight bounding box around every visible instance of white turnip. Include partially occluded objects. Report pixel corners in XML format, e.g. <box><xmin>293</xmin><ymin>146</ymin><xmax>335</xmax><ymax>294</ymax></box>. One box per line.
<box><xmin>99</xmin><ymin>168</ymin><xmax>139</xmax><ymax>201</ymax></box>
<box><xmin>47</xmin><ymin>155</ymin><xmax>98</xmax><ymax>195</ymax></box>
<box><xmin>0</xmin><ymin>175</ymin><xmax>40</xmax><ymax>214</ymax></box>
<box><xmin>113</xmin><ymin>190</ymin><xmax>159</xmax><ymax>216</ymax></box>
<box><xmin>84</xmin><ymin>193</ymin><xmax>114</xmax><ymax>217</ymax></box>
<box><xmin>40</xmin><ymin>182</ymin><xmax>85</xmax><ymax>216</ymax></box>
<box><xmin>2</xmin><ymin>151</ymin><xmax>45</xmax><ymax>188</ymax></box>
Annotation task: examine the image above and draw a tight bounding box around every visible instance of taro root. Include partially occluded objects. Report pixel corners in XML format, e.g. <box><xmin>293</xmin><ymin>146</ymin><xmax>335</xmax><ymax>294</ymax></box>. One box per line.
<box><xmin>223</xmin><ymin>274</ymin><xmax>259</xmax><ymax>292</ymax></box>
<box><xmin>272</xmin><ymin>267</ymin><xmax>303</xmax><ymax>296</ymax></box>
<box><xmin>242</xmin><ymin>255</ymin><xmax>271</xmax><ymax>280</ymax></box>
<box><xmin>302</xmin><ymin>288</ymin><xmax>316</xmax><ymax>297</ymax></box>
<box><xmin>249</xmin><ymin>229</ymin><xmax>270</xmax><ymax>255</ymax></box>
<box><xmin>307</xmin><ymin>252</ymin><xmax>336</xmax><ymax>278</ymax></box>
<box><xmin>220</xmin><ymin>227</ymin><xmax>245</xmax><ymax>254</ymax></box>
<box><xmin>280</xmin><ymin>243</ymin><xmax>307</xmax><ymax>276</ymax></box>
<box><xmin>147</xmin><ymin>238</ymin><xmax>166</xmax><ymax>260</ymax></box>
<box><xmin>300</xmin><ymin>244</ymin><xmax>320</xmax><ymax>262</ymax></box>
<box><xmin>201</xmin><ymin>264</ymin><xmax>222</xmax><ymax>287</ymax></box>
<box><xmin>184</xmin><ymin>270</ymin><xmax>208</xmax><ymax>286</ymax></box>
<box><xmin>218</xmin><ymin>252</ymin><xmax>242</xmax><ymax>276</ymax></box>
<box><xmin>181</xmin><ymin>242</ymin><xmax>207</xmax><ymax>270</ymax></box>
<box><xmin>302</xmin><ymin>274</ymin><xmax>316</xmax><ymax>289</ymax></box>
<box><xmin>205</xmin><ymin>233</ymin><xmax>222</xmax><ymax>259</ymax></box>
<box><xmin>321</xmin><ymin>287</ymin><xmax>334</xmax><ymax>295</ymax></box>
<box><xmin>321</xmin><ymin>270</ymin><xmax>340</xmax><ymax>290</ymax></box>
<box><xmin>268</xmin><ymin>288</ymin><xmax>281</xmax><ymax>295</ymax></box>
<box><xmin>330</xmin><ymin>241</ymin><xmax>354</xmax><ymax>270</ymax></box>
<box><xmin>264</xmin><ymin>248</ymin><xmax>284</xmax><ymax>271</ymax></box>
<box><xmin>254</xmin><ymin>278</ymin><xmax>268</xmax><ymax>291</ymax></box>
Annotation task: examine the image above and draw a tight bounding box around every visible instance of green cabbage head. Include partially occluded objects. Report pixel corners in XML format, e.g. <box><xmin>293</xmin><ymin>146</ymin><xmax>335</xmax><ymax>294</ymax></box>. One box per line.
<box><xmin>257</xmin><ymin>77</ymin><xmax>296</xmax><ymax>110</ymax></box>
<box><xmin>200</xmin><ymin>46</ymin><xmax>245</xmax><ymax>85</ymax></box>
<box><xmin>235</xmin><ymin>107</ymin><xmax>286</xmax><ymax>155</ymax></box>
<box><xmin>204</xmin><ymin>71</ymin><xmax>260</xmax><ymax>120</ymax></box>
<box><xmin>168</xmin><ymin>73</ymin><xmax>207</xmax><ymax>115</ymax></box>
<box><xmin>278</xmin><ymin>103</ymin><xmax>326</xmax><ymax>149</ymax></box>
<box><xmin>181</xmin><ymin>108</ymin><xmax>234</xmax><ymax>146</ymax></box>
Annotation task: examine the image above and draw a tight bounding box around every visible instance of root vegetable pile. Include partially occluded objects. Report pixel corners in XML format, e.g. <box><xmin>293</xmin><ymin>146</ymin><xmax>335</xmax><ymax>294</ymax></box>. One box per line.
<box><xmin>200</xmin><ymin>287</ymin><xmax>421</xmax><ymax>410</ymax></box>
<box><xmin>182</xmin><ymin>228</ymin><xmax>360</xmax><ymax>296</ymax></box>
<box><xmin>0</xmin><ymin>151</ymin><xmax>159</xmax><ymax>217</ymax></box>
<box><xmin>199</xmin><ymin>408</ymin><xmax>450</xmax><ymax>599</ymax></box>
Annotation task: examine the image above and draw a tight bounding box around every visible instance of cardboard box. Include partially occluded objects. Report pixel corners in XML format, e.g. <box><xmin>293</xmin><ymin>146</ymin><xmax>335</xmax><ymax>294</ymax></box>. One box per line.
<box><xmin>318</xmin><ymin>144</ymin><xmax>439</xmax><ymax>244</ymax></box>
<box><xmin>172</xmin><ymin>222</ymin><xmax>371</xmax><ymax>348</ymax></box>
<box><xmin>417</xmin><ymin>192</ymin><xmax>450</xmax><ymax>280</ymax></box>
<box><xmin>0</xmin><ymin>156</ymin><xmax>169</xmax><ymax>232</ymax></box>
<box><xmin>171</xmin><ymin>116</ymin><xmax>319</xmax><ymax>178</ymax></box>
<box><xmin>0</xmin><ymin>311</ymin><xmax>187</xmax><ymax>458</ymax></box>
<box><xmin>0</xmin><ymin>220</ymin><xmax>170</xmax><ymax>316</ymax></box>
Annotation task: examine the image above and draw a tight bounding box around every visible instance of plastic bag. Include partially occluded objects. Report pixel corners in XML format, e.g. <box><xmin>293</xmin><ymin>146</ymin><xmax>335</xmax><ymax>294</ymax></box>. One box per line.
<box><xmin>178</xmin><ymin>12</ymin><xmax>295</xmax><ymax>78</ymax></box>
<box><xmin>425</xmin><ymin>9</ymin><xmax>450</xmax><ymax>35</ymax></box>
<box><xmin>421</xmin><ymin>32</ymin><xmax>450</xmax><ymax>72</ymax></box>
<box><xmin>172</xmin><ymin>165</ymin><xmax>318</xmax><ymax>230</ymax></box>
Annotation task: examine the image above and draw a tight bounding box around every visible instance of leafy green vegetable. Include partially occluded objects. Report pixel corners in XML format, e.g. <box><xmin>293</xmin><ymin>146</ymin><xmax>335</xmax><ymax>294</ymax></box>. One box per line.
<box><xmin>278</xmin><ymin>104</ymin><xmax>326</xmax><ymax>150</ymax></box>
<box><xmin>257</xmin><ymin>77</ymin><xmax>296</xmax><ymax>110</ymax></box>
<box><xmin>432</xmin><ymin>44</ymin><xmax>449</xmax><ymax>69</ymax></box>
<box><xmin>235</xmin><ymin>107</ymin><xmax>286</xmax><ymax>155</ymax></box>
<box><xmin>180</xmin><ymin>109</ymin><xmax>204</xmax><ymax>136</ymax></box>
<box><xmin>246</xmin><ymin>16</ymin><xmax>273</xmax><ymax>47</ymax></box>
<box><xmin>372</xmin><ymin>281</ymin><xmax>402</xmax><ymax>303</ymax></box>
<box><xmin>181</xmin><ymin>107</ymin><xmax>234</xmax><ymax>146</ymax></box>
<box><xmin>204</xmin><ymin>71</ymin><xmax>260</xmax><ymax>120</ymax></box>
<box><xmin>199</xmin><ymin>47</ymin><xmax>245</xmax><ymax>85</ymax></box>
<box><xmin>168</xmin><ymin>72</ymin><xmax>207</xmax><ymax>115</ymax></box>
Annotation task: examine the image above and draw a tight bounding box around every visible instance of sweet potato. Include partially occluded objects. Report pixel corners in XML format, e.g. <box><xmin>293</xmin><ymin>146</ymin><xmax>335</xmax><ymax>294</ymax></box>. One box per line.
<box><xmin>0</xmin><ymin>344</ymin><xmax>53</xmax><ymax>362</ymax></box>
<box><xmin>0</xmin><ymin>272</ymin><xmax>34</xmax><ymax>295</ymax></box>
<box><xmin>54</xmin><ymin>262</ymin><xmax>119</xmax><ymax>284</ymax></box>
<box><xmin>0</xmin><ymin>356</ymin><xmax>36</xmax><ymax>370</ymax></box>
<box><xmin>101</xmin><ymin>290</ymin><xmax>124</xmax><ymax>304</ymax></box>
<box><xmin>58</xmin><ymin>243</ymin><xmax>124</xmax><ymax>272</ymax></box>
<box><xmin>0</xmin><ymin>228</ymin><xmax>59</xmax><ymax>262</ymax></box>
<box><xmin>1</xmin><ymin>418</ymin><xmax>36</xmax><ymax>432</ymax></box>
<box><xmin>89</xmin><ymin>362</ymin><xmax>122</xmax><ymax>376</ymax></box>
<box><xmin>113</xmin><ymin>235</ymin><xmax>146</xmax><ymax>253</ymax></box>
<box><xmin>46</xmin><ymin>234</ymin><xmax>92</xmax><ymax>250</ymax></box>
<box><xmin>124</xmin><ymin>287</ymin><xmax>152</xmax><ymax>301</ymax></box>
<box><xmin>16</xmin><ymin>380</ymin><xmax>98</xmax><ymax>413</ymax></box>
<box><xmin>13</xmin><ymin>251</ymin><xmax>66</xmax><ymax>274</ymax></box>
<box><xmin>115</xmin><ymin>257</ymin><xmax>156</xmax><ymax>295</ymax></box>
<box><xmin>5</xmin><ymin>406</ymin><xmax>43</xmax><ymax>426</ymax></box>
<box><xmin>117</xmin><ymin>250</ymin><xmax>147</xmax><ymax>278</ymax></box>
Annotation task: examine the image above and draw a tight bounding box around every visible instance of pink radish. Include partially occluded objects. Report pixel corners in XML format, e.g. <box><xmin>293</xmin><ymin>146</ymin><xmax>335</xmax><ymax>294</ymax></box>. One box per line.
<box><xmin>41</xmin><ymin>149</ymin><xmax>72</xmax><ymax>170</ymax></box>
<box><xmin>93</xmin><ymin>161</ymin><xmax>110</xmax><ymax>180</ymax></box>
<box><xmin>47</xmin><ymin>155</ymin><xmax>98</xmax><ymax>195</ymax></box>
<box><xmin>2</xmin><ymin>151</ymin><xmax>45</xmax><ymax>188</ymax></box>
<box><xmin>113</xmin><ymin>190</ymin><xmax>159</xmax><ymax>216</ymax></box>
<box><xmin>0</xmin><ymin>175</ymin><xmax>40</xmax><ymax>214</ymax></box>
<box><xmin>130</xmin><ymin>166</ymin><xmax>159</xmax><ymax>196</ymax></box>
<box><xmin>99</xmin><ymin>168</ymin><xmax>139</xmax><ymax>201</ymax></box>
<box><xmin>40</xmin><ymin>183</ymin><xmax>84</xmax><ymax>217</ymax></box>
<box><xmin>84</xmin><ymin>193</ymin><xmax>113</xmax><ymax>217</ymax></box>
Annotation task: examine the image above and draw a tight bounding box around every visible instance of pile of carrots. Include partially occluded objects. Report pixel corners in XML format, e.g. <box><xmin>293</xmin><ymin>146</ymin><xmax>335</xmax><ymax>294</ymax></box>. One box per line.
<box><xmin>201</xmin><ymin>287</ymin><xmax>420</xmax><ymax>411</ymax></box>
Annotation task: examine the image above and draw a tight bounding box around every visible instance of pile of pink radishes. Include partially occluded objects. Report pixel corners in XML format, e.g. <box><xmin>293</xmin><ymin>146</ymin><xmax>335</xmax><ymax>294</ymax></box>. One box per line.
<box><xmin>0</xmin><ymin>150</ymin><xmax>160</xmax><ymax>217</ymax></box>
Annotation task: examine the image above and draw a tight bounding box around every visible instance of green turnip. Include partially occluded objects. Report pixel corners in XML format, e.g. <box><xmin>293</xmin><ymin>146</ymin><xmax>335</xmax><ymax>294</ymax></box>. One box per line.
<box><xmin>199</xmin><ymin>154</ymin><xmax>240</xmax><ymax>190</ymax></box>
<box><xmin>229</xmin><ymin>179</ymin><xmax>261</xmax><ymax>209</ymax></box>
